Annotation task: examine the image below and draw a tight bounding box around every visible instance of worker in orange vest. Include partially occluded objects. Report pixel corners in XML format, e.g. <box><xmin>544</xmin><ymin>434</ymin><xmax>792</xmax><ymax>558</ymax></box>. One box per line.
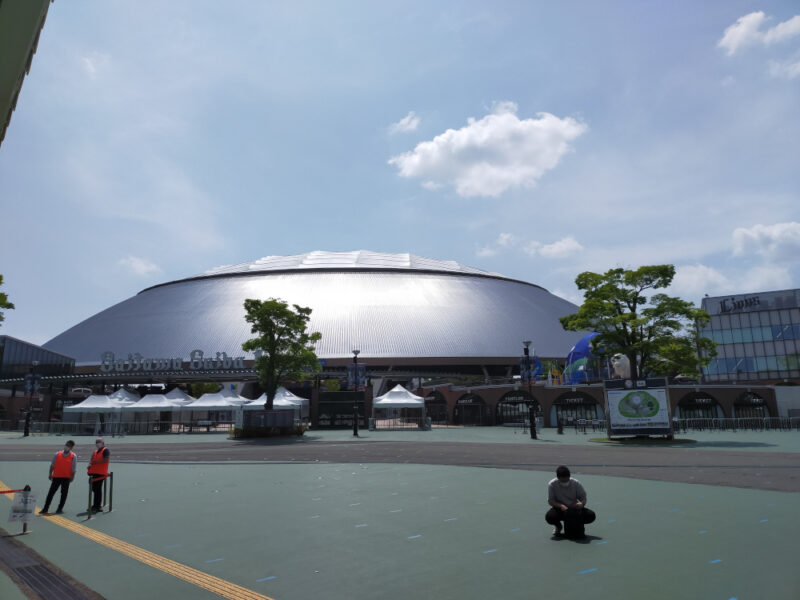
<box><xmin>40</xmin><ymin>440</ymin><xmax>77</xmax><ymax>515</ymax></box>
<box><xmin>87</xmin><ymin>437</ymin><xmax>110</xmax><ymax>513</ymax></box>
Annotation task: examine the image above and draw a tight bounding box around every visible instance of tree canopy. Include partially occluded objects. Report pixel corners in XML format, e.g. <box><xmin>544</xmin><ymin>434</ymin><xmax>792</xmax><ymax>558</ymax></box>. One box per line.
<box><xmin>242</xmin><ymin>298</ymin><xmax>322</xmax><ymax>409</ymax></box>
<box><xmin>0</xmin><ymin>274</ymin><xmax>13</xmax><ymax>327</ymax></box>
<box><xmin>559</xmin><ymin>265</ymin><xmax>715</xmax><ymax>380</ymax></box>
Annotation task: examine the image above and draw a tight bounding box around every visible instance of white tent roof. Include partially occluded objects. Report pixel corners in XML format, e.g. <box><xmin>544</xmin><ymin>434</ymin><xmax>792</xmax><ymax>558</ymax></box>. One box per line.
<box><xmin>220</xmin><ymin>388</ymin><xmax>250</xmax><ymax>405</ymax></box>
<box><xmin>64</xmin><ymin>395</ymin><xmax>125</xmax><ymax>413</ymax></box>
<box><xmin>125</xmin><ymin>394</ymin><xmax>183</xmax><ymax>412</ymax></box>
<box><xmin>109</xmin><ymin>388</ymin><xmax>140</xmax><ymax>403</ymax></box>
<box><xmin>243</xmin><ymin>393</ymin><xmax>300</xmax><ymax>411</ymax></box>
<box><xmin>183</xmin><ymin>393</ymin><xmax>237</xmax><ymax>410</ymax></box>
<box><xmin>373</xmin><ymin>385</ymin><xmax>425</xmax><ymax>408</ymax></box>
<box><xmin>275</xmin><ymin>387</ymin><xmax>309</xmax><ymax>406</ymax></box>
<box><xmin>164</xmin><ymin>388</ymin><xmax>194</xmax><ymax>404</ymax></box>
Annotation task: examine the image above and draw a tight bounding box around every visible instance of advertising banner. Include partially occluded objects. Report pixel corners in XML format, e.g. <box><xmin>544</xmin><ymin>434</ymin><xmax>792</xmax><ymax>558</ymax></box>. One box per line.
<box><xmin>606</xmin><ymin>380</ymin><xmax>671</xmax><ymax>436</ymax></box>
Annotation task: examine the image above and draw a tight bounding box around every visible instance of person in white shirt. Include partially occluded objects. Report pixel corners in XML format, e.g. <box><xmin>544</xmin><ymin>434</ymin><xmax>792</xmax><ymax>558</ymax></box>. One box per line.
<box><xmin>545</xmin><ymin>465</ymin><xmax>596</xmax><ymax>538</ymax></box>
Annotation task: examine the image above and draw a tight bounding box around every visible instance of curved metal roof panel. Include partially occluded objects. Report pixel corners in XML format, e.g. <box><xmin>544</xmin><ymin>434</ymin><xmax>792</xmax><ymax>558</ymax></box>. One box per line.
<box><xmin>44</xmin><ymin>267</ymin><xmax>583</xmax><ymax>367</ymax></box>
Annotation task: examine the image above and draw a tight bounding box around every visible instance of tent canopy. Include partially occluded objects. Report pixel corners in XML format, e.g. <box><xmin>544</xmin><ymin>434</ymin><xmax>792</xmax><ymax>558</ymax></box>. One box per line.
<box><xmin>125</xmin><ymin>394</ymin><xmax>182</xmax><ymax>412</ymax></box>
<box><xmin>373</xmin><ymin>385</ymin><xmax>425</xmax><ymax>408</ymax></box>
<box><xmin>109</xmin><ymin>388</ymin><xmax>140</xmax><ymax>404</ymax></box>
<box><xmin>164</xmin><ymin>388</ymin><xmax>194</xmax><ymax>404</ymax></box>
<box><xmin>243</xmin><ymin>393</ymin><xmax>299</xmax><ymax>411</ymax></box>
<box><xmin>183</xmin><ymin>393</ymin><xmax>237</xmax><ymax>410</ymax></box>
<box><xmin>64</xmin><ymin>395</ymin><xmax>125</xmax><ymax>413</ymax></box>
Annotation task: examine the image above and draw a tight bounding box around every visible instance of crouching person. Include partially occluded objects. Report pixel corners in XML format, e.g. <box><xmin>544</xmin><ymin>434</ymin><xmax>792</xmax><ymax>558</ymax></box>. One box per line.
<box><xmin>545</xmin><ymin>465</ymin><xmax>596</xmax><ymax>539</ymax></box>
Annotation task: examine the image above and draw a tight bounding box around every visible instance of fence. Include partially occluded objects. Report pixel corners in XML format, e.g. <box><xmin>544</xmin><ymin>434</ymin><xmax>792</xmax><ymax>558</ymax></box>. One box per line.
<box><xmin>0</xmin><ymin>419</ymin><xmax>235</xmax><ymax>435</ymax></box>
<box><xmin>673</xmin><ymin>417</ymin><xmax>800</xmax><ymax>432</ymax></box>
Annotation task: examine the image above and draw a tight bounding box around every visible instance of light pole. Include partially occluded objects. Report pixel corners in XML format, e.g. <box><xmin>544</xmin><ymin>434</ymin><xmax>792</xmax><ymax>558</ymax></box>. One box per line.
<box><xmin>523</xmin><ymin>341</ymin><xmax>537</xmax><ymax>439</ymax></box>
<box><xmin>352</xmin><ymin>349</ymin><xmax>360</xmax><ymax>437</ymax></box>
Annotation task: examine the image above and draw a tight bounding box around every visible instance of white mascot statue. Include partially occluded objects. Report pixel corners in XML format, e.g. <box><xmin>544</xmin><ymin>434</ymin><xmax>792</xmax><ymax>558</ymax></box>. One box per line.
<box><xmin>611</xmin><ymin>354</ymin><xmax>631</xmax><ymax>379</ymax></box>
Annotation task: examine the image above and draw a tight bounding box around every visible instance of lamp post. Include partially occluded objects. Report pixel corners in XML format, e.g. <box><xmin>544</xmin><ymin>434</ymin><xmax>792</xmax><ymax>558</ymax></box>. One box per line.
<box><xmin>352</xmin><ymin>349</ymin><xmax>360</xmax><ymax>437</ymax></box>
<box><xmin>523</xmin><ymin>341</ymin><xmax>537</xmax><ymax>439</ymax></box>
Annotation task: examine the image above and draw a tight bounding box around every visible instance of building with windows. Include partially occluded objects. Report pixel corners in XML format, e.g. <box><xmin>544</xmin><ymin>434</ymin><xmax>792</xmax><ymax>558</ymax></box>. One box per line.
<box><xmin>700</xmin><ymin>289</ymin><xmax>800</xmax><ymax>385</ymax></box>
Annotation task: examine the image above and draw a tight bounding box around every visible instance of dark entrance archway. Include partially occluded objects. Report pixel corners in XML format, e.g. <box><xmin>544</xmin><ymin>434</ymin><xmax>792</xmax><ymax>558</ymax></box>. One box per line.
<box><xmin>496</xmin><ymin>391</ymin><xmax>540</xmax><ymax>426</ymax></box>
<box><xmin>552</xmin><ymin>392</ymin><xmax>601</xmax><ymax>425</ymax></box>
<box><xmin>677</xmin><ymin>392</ymin><xmax>720</xmax><ymax>420</ymax></box>
<box><xmin>454</xmin><ymin>393</ymin><xmax>486</xmax><ymax>426</ymax></box>
<box><xmin>734</xmin><ymin>392</ymin><xmax>769</xmax><ymax>418</ymax></box>
<box><xmin>424</xmin><ymin>390</ymin><xmax>448</xmax><ymax>425</ymax></box>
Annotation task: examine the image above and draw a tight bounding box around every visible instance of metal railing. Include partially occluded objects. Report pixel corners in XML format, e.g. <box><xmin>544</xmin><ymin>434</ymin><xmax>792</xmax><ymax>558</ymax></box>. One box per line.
<box><xmin>673</xmin><ymin>417</ymin><xmax>800</xmax><ymax>432</ymax></box>
<box><xmin>0</xmin><ymin>420</ymin><xmax>235</xmax><ymax>435</ymax></box>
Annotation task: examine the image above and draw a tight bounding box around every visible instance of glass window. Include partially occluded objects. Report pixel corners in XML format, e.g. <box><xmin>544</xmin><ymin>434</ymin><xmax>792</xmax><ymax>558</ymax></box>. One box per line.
<box><xmin>766</xmin><ymin>356</ymin><xmax>778</xmax><ymax>371</ymax></box>
<box><xmin>755</xmin><ymin>356</ymin><xmax>768</xmax><ymax>372</ymax></box>
<box><xmin>731</xmin><ymin>314</ymin><xmax>741</xmax><ymax>328</ymax></box>
<box><xmin>759</xmin><ymin>312</ymin><xmax>771</xmax><ymax>327</ymax></box>
<box><xmin>739</xmin><ymin>313</ymin><xmax>753</xmax><ymax>327</ymax></box>
<box><xmin>773</xmin><ymin>325</ymin><xmax>785</xmax><ymax>340</ymax></box>
<box><xmin>719</xmin><ymin>314</ymin><xmax>731</xmax><ymax>329</ymax></box>
<box><xmin>741</xmin><ymin>327</ymin><xmax>753</xmax><ymax>342</ymax></box>
<box><xmin>742</xmin><ymin>357</ymin><xmax>756</xmax><ymax>372</ymax></box>
<box><xmin>795</xmin><ymin>324</ymin><xmax>800</xmax><ymax>339</ymax></box>
<box><xmin>779</xmin><ymin>309</ymin><xmax>791</xmax><ymax>323</ymax></box>
<box><xmin>790</xmin><ymin>308</ymin><xmax>800</xmax><ymax>323</ymax></box>
<box><xmin>743</xmin><ymin>342</ymin><xmax>755</xmax><ymax>356</ymax></box>
<box><xmin>763</xmin><ymin>341</ymin><xmax>775</xmax><ymax>355</ymax></box>
<box><xmin>710</xmin><ymin>315</ymin><xmax>722</xmax><ymax>329</ymax></box>
<box><xmin>731</xmin><ymin>328</ymin><xmax>742</xmax><ymax>343</ymax></box>
<box><xmin>788</xmin><ymin>355</ymin><xmax>800</xmax><ymax>370</ymax></box>
<box><xmin>722</xmin><ymin>330</ymin><xmax>733</xmax><ymax>344</ymax></box>
<box><xmin>783</xmin><ymin>325</ymin><xmax>795</xmax><ymax>340</ymax></box>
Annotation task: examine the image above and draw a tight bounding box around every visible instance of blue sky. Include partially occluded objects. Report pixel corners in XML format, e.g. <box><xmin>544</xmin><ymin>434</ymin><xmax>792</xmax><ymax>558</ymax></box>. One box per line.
<box><xmin>1</xmin><ymin>1</ymin><xmax>799</xmax><ymax>345</ymax></box>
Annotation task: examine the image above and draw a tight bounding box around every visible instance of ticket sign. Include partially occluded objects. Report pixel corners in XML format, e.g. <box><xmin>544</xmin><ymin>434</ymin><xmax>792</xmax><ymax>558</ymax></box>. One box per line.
<box><xmin>606</xmin><ymin>379</ymin><xmax>671</xmax><ymax>436</ymax></box>
<box><xmin>8</xmin><ymin>491</ymin><xmax>37</xmax><ymax>523</ymax></box>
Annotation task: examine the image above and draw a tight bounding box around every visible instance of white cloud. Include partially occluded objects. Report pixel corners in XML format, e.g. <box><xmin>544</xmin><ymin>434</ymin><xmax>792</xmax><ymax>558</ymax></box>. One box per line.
<box><xmin>475</xmin><ymin>232</ymin><xmax>516</xmax><ymax>257</ymax></box>
<box><xmin>719</xmin><ymin>12</ymin><xmax>800</xmax><ymax>55</ymax></box>
<box><xmin>118</xmin><ymin>255</ymin><xmax>161</xmax><ymax>276</ymax></box>
<box><xmin>538</xmin><ymin>236</ymin><xmax>584</xmax><ymax>259</ymax></box>
<box><xmin>768</xmin><ymin>57</ymin><xmax>800</xmax><ymax>79</ymax></box>
<box><xmin>523</xmin><ymin>236</ymin><xmax>583</xmax><ymax>259</ymax></box>
<box><xmin>719</xmin><ymin>11</ymin><xmax>767</xmax><ymax>55</ymax></box>
<box><xmin>388</xmin><ymin>101</ymin><xmax>587</xmax><ymax>197</ymax></box>
<box><xmin>671</xmin><ymin>264</ymin><xmax>733</xmax><ymax>299</ymax></box>
<box><xmin>81</xmin><ymin>52</ymin><xmax>111</xmax><ymax>78</ymax></box>
<box><xmin>551</xmin><ymin>288</ymin><xmax>584</xmax><ymax>306</ymax></box>
<box><xmin>389</xmin><ymin>111</ymin><xmax>420</xmax><ymax>134</ymax></box>
<box><xmin>740</xmin><ymin>265</ymin><xmax>792</xmax><ymax>292</ymax></box>
<box><xmin>732</xmin><ymin>222</ymin><xmax>800</xmax><ymax>262</ymax></box>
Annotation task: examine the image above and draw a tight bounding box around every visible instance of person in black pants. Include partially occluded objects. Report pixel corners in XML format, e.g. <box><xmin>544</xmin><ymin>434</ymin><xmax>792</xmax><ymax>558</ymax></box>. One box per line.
<box><xmin>545</xmin><ymin>465</ymin><xmax>596</xmax><ymax>539</ymax></box>
<box><xmin>40</xmin><ymin>440</ymin><xmax>77</xmax><ymax>515</ymax></box>
<box><xmin>87</xmin><ymin>438</ymin><xmax>110</xmax><ymax>513</ymax></box>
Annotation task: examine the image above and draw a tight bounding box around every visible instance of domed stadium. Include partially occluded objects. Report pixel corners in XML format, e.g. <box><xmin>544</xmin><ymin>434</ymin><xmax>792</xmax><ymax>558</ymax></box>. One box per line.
<box><xmin>43</xmin><ymin>250</ymin><xmax>584</xmax><ymax>376</ymax></box>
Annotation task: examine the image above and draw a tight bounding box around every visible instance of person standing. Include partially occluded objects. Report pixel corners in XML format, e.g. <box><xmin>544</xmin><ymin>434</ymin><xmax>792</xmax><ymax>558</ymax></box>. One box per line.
<box><xmin>87</xmin><ymin>437</ymin><xmax>110</xmax><ymax>513</ymax></box>
<box><xmin>545</xmin><ymin>465</ymin><xmax>596</xmax><ymax>539</ymax></box>
<box><xmin>40</xmin><ymin>440</ymin><xmax>77</xmax><ymax>515</ymax></box>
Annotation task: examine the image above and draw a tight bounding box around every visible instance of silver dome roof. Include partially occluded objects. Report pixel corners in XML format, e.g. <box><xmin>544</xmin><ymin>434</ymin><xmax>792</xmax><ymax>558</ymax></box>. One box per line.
<box><xmin>44</xmin><ymin>251</ymin><xmax>583</xmax><ymax>366</ymax></box>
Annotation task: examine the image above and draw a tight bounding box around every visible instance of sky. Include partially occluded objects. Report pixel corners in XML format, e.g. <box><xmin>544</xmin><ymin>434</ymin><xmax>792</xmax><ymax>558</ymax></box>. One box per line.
<box><xmin>1</xmin><ymin>1</ymin><xmax>799</xmax><ymax>346</ymax></box>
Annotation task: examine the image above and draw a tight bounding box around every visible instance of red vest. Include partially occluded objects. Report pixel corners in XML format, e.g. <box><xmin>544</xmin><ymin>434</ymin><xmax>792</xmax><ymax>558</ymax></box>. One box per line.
<box><xmin>53</xmin><ymin>451</ymin><xmax>75</xmax><ymax>478</ymax></box>
<box><xmin>88</xmin><ymin>448</ymin><xmax>109</xmax><ymax>476</ymax></box>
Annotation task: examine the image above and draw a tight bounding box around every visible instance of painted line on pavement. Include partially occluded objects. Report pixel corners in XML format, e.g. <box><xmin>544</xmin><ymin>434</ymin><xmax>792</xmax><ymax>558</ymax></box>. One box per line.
<box><xmin>0</xmin><ymin>480</ymin><xmax>273</xmax><ymax>600</ymax></box>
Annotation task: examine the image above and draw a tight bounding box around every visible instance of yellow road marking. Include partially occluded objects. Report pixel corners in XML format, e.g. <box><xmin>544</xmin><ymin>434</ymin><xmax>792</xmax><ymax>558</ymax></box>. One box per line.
<box><xmin>0</xmin><ymin>480</ymin><xmax>273</xmax><ymax>600</ymax></box>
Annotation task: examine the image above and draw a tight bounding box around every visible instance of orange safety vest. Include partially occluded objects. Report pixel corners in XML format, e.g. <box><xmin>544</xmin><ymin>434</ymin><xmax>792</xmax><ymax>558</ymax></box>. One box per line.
<box><xmin>53</xmin><ymin>451</ymin><xmax>75</xmax><ymax>478</ymax></box>
<box><xmin>88</xmin><ymin>448</ymin><xmax>109</xmax><ymax>476</ymax></box>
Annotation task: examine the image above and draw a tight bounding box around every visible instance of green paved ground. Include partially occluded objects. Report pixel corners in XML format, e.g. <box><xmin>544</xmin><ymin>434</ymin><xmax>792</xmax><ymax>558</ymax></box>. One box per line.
<box><xmin>1</xmin><ymin>459</ymin><xmax>797</xmax><ymax>600</ymax></box>
<box><xmin>3</xmin><ymin>427</ymin><xmax>800</xmax><ymax>452</ymax></box>
<box><xmin>0</xmin><ymin>568</ymin><xmax>27</xmax><ymax>600</ymax></box>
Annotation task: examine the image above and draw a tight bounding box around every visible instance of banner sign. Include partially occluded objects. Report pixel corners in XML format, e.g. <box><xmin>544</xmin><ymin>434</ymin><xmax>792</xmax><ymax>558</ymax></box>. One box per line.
<box><xmin>605</xmin><ymin>379</ymin><xmax>671</xmax><ymax>436</ymax></box>
<box><xmin>8</xmin><ymin>491</ymin><xmax>37</xmax><ymax>523</ymax></box>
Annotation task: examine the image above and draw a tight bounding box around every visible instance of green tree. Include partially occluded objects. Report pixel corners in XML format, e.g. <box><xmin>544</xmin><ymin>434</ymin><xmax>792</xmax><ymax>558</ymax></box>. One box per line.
<box><xmin>242</xmin><ymin>298</ymin><xmax>322</xmax><ymax>409</ymax></box>
<box><xmin>0</xmin><ymin>274</ymin><xmax>14</xmax><ymax>327</ymax></box>
<box><xmin>189</xmin><ymin>382</ymin><xmax>221</xmax><ymax>398</ymax></box>
<box><xmin>559</xmin><ymin>265</ymin><xmax>716</xmax><ymax>380</ymax></box>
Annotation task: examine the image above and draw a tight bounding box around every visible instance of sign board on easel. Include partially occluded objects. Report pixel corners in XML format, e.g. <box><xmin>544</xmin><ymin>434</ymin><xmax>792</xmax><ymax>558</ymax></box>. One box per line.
<box><xmin>8</xmin><ymin>490</ymin><xmax>37</xmax><ymax>523</ymax></box>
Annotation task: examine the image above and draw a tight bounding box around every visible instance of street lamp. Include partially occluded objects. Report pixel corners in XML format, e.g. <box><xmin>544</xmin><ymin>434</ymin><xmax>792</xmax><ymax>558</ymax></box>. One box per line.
<box><xmin>352</xmin><ymin>349</ymin><xmax>360</xmax><ymax>437</ymax></box>
<box><xmin>523</xmin><ymin>341</ymin><xmax>537</xmax><ymax>439</ymax></box>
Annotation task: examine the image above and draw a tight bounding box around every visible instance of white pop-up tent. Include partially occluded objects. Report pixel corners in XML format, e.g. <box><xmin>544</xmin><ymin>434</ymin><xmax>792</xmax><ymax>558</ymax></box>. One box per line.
<box><xmin>183</xmin><ymin>393</ymin><xmax>238</xmax><ymax>410</ymax></box>
<box><xmin>125</xmin><ymin>394</ymin><xmax>183</xmax><ymax>412</ymax></box>
<box><xmin>372</xmin><ymin>385</ymin><xmax>427</xmax><ymax>430</ymax></box>
<box><xmin>64</xmin><ymin>395</ymin><xmax>126</xmax><ymax>413</ymax></box>
<box><xmin>164</xmin><ymin>387</ymin><xmax>194</xmax><ymax>405</ymax></box>
<box><xmin>109</xmin><ymin>388</ymin><xmax>140</xmax><ymax>404</ymax></box>
<box><xmin>242</xmin><ymin>387</ymin><xmax>309</xmax><ymax>417</ymax></box>
<box><xmin>219</xmin><ymin>387</ymin><xmax>250</xmax><ymax>406</ymax></box>
<box><xmin>373</xmin><ymin>385</ymin><xmax>425</xmax><ymax>408</ymax></box>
